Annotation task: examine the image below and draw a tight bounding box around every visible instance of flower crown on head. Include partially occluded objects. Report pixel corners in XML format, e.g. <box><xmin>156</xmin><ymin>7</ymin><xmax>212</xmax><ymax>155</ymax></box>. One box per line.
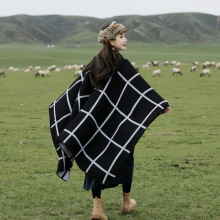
<box><xmin>98</xmin><ymin>21</ymin><xmax>126</xmax><ymax>44</ymax></box>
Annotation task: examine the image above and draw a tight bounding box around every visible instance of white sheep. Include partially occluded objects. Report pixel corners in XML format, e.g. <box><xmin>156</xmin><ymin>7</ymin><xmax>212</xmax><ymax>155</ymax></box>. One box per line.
<box><xmin>151</xmin><ymin>61</ymin><xmax>159</xmax><ymax>66</ymax></box>
<box><xmin>216</xmin><ymin>63</ymin><xmax>220</xmax><ymax>70</ymax></box>
<box><xmin>12</xmin><ymin>68</ymin><xmax>19</xmax><ymax>72</ymax></box>
<box><xmin>171</xmin><ymin>61</ymin><xmax>176</xmax><ymax>66</ymax></box>
<box><xmin>24</xmin><ymin>69</ymin><xmax>31</xmax><ymax>72</ymax></box>
<box><xmin>142</xmin><ymin>64</ymin><xmax>149</xmax><ymax>70</ymax></box>
<box><xmin>190</xmin><ymin>66</ymin><xmax>196</xmax><ymax>72</ymax></box>
<box><xmin>211</xmin><ymin>62</ymin><xmax>215</xmax><ymax>67</ymax></box>
<box><xmin>65</xmin><ymin>65</ymin><xmax>75</xmax><ymax>70</ymax></box>
<box><xmin>200</xmin><ymin>69</ymin><xmax>211</xmax><ymax>77</ymax></box>
<box><xmin>34</xmin><ymin>66</ymin><xmax>41</xmax><ymax>70</ymax></box>
<box><xmin>74</xmin><ymin>70</ymin><xmax>83</xmax><ymax>77</ymax></box>
<box><xmin>192</xmin><ymin>61</ymin><xmax>199</xmax><ymax>66</ymax></box>
<box><xmin>164</xmin><ymin>61</ymin><xmax>169</xmax><ymax>66</ymax></box>
<box><xmin>55</xmin><ymin>68</ymin><xmax>61</xmax><ymax>72</ymax></box>
<box><xmin>35</xmin><ymin>71</ymin><xmax>43</xmax><ymax>77</ymax></box>
<box><xmin>131</xmin><ymin>62</ymin><xmax>136</xmax><ymax>67</ymax></box>
<box><xmin>206</xmin><ymin>61</ymin><xmax>211</xmax><ymax>67</ymax></box>
<box><xmin>175</xmin><ymin>62</ymin><xmax>182</xmax><ymax>67</ymax></box>
<box><xmin>152</xmin><ymin>69</ymin><xmax>161</xmax><ymax>77</ymax></box>
<box><xmin>43</xmin><ymin>70</ymin><xmax>50</xmax><ymax>76</ymax></box>
<box><xmin>202</xmin><ymin>61</ymin><xmax>212</xmax><ymax>68</ymax></box>
<box><xmin>202</xmin><ymin>62</ymin><xmax>207</xmax><ymax>69</ymax></box>
<box><xmin>172</xmin><ymin>68</ymin><xmax>182</xmax><ymax>75</ymax></box>
<box><xmin>8</xmin><ymin>67</ymin><xmax>14</xmax><ymax>71</ymax></box>
<box><xmin>47</xmin><ymin>65</ymin><xmax>56</xmax><ymax>71</ymax></box>
<box><xmin>35</xmin><ymin>70</ymin><xmax>50</xmax><ymax>77</ymax></box>
<box><xmin>75</xmin><ymin>64</ymin><xmax>84</xmax><ymax>70</ymax></box>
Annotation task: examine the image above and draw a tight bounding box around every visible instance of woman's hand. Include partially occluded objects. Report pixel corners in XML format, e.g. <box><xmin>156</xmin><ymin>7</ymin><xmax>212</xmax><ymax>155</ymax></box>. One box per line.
<box><xmin>163</xmin><ymin>107</ymin><xmax>171</xmax><ymax>114</ymax></box>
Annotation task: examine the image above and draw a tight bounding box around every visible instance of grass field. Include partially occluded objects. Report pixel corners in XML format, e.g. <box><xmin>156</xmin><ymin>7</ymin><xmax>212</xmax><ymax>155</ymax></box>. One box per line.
<box><xmin>0</xmin><ymin>43</ymin><xmax>220</xmax><ymax>220</ymax></box>
<box><xmin>0</xmin><ymin>42</ymin><xmax>220</xmax><ymax>68</ymax></box>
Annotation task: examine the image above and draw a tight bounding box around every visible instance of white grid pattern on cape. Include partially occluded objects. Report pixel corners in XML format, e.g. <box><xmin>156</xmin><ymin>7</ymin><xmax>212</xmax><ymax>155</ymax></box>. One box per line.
<box><xmin>50</xmin><ymin>71</ymin><xmax>167</xmax><ymax>184</ymax></box>
<box><xmin>49</xmin><ymin>74</ymin><xmax>86</xmax><ymax>181</ymax></box>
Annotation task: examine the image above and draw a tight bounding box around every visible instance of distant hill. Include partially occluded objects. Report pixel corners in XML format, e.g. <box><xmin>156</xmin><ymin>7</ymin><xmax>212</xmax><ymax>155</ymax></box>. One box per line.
<box><xmin>0</xmin><ymin>13</ymin><xmax>220</xmax><ymax>45</ymax></box>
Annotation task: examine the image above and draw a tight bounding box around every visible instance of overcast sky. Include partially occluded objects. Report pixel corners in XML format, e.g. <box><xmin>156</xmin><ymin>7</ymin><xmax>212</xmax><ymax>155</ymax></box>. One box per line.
<box><xmin>0</xmin><ymin>0</ymin><xmax>219</xmax><ymax>18</ymax></box>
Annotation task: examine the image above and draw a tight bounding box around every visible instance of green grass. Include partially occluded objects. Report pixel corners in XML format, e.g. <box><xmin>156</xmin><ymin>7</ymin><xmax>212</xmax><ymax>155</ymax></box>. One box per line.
<box><xmin>0</xmin><ymin>43</ymin><xmax>220</xmax><ymax>220</ymax></box>
<box><xmin>0</xmin><ymin>42</ymin><xmax>220</xmax><ymax>69</ymax></box>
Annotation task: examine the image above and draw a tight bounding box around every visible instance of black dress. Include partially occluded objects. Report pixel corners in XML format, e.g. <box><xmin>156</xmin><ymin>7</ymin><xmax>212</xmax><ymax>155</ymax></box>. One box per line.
<box><xmin>84</xmin><ymin>149</ymin><xmax>134</xmax><ymax>190</ymax></box>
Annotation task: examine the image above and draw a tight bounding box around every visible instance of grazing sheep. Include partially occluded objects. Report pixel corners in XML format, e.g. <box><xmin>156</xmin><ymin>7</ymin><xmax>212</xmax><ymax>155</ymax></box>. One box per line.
<box><xmin>43</xmin><ymin>70</ymin><xmax>50</xmax><ymax>76</ymax></box>
<box><xmin>216</xmin><ymin>62</ymin><xmax>220</xmax><ymax>70</ymax></box>
<box><xmin>175</xmin><ymin>62</ymin><xmax>182</xmax><ymax>67</ymax></box>
<box><xmin>200</xmin><ymin>69</ymin><xmax>211</xmax><ymax>77</ymax></box>
<box><xmin>192</xmin><ymin>61</ymin><xmax>199</xmax><ymax>66</ymax></box>
<box><xmin>35</xmin><ymin>72</ymin><xmax>41</xmax><ymax>77</ymax></box>
<box><xmin>25</xmin><ymin>66</ymin><xmax>33</xmax><ymax>72</ymax></box>
<box><xmin>152</xmin><ymin>69</ymin><xmax>161</xmax><ymax>77</ymax></box>
<box><xmin>131</xmin><ymin>62</ymin><xmax>136</xmax><ymax>66</ymax></box>
<box><xmin>202</xmin><ymin>63</ymin><xmax>207</xmax><ymax>69</ymax></box>
<box><xmin>75</xmin><ymin>64</ymin><xmax>84</xmax><ymax>70</ymax></box>
<box><xmin>206</xmin><ymin>61</ymin><xmax>211</xmax><ymax>67</ymax></box>
<box><xmin>172</xmin><ymin>68</ymin><xmax>182</xmax><ymax>76</ymax></box>
<box><xmin>12</xmin><ymin>68</ymin><xmax>19</xmax><ymax>72</ymax></box>
<box><xmin>74</xmin><ymin>70</ymin><xmax>83</xmax><ymax>77</ymax></box>
<box><xmin>190</xmin><ymin>66</ymin><xmax>196</xmax><ymax>72</ymax></box>
<box><xmin>55</xmin><ymin>68</ymin><xmax>61</xmax><ymax>72</ymax></box>
<box><xmin>35</xmin><ymin>70</ymin><xmax>50</xmax><ymax>77</ymax></box>
<box><xmin>202</xmin><ymin>61</ymin><xmax>212</xmax><ymax>68</ymax></box>
<box><xmin>211</xmin><ymin>62</ymin><xmax>215</xmax><ymax>67</ymax></box>
<box><xmin>74</xmin><ymin>66</ymin><xmax>86</xmax><ymax>76</ymax></box>
<box><xmin>65</xmin><ymin>65</ymin><xmax>75</xmax><ymax>70</ymax></box>
<box><xmin>142</xmin><ymin>64</ymin><xmax>149</xmax><ymax>70</ymax></box>
<box><xmin>151</xmin><ymin>61</ymin><xmax>159</xmax><ymax>66</ymax></box>
<box><xmin>8</xmin><ymin>67</ymin><xmax>14</xmax><ymax>71</ymax></box>
<box><xmin>164</xmin><ymin>61</ymin><xmax>169</xmax><ymax>66</ymax></box>
<box><xmin>34</xmin><ymin>66</ymin><xmax>41</xmax><ymax>70</ymax></box>
<box><xmin>0</xmin><ymin>71</ymin><xmax>5</xmax><ymax>76</ymax></box>
<box><xmin>47</xmin><ymin>65</ymin><xmax>56</xmax><ymax>71</ymax></box>
<box><xmin>35</xmin><ymin>71</ymin><xmax>43</xmax><ymax>77</ymax></box>
<box><xmin>171</xmin><ymin>61</ymin><xmax>177</xmax><ymax>66</ymax></box>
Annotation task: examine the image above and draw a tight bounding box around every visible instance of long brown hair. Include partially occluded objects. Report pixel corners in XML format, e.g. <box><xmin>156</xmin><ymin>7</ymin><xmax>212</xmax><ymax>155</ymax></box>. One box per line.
<box><xmin>84</xmin><ymin>23</ymin><xmax>123</xmax><ymax>89</ymax></box>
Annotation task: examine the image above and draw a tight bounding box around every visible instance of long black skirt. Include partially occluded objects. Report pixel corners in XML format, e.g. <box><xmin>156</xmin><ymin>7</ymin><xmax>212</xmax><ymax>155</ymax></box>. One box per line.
<box><xmin>84</xmin><ymin>149</ymin><xmax>134</xmax><ymax>191</ymax></box>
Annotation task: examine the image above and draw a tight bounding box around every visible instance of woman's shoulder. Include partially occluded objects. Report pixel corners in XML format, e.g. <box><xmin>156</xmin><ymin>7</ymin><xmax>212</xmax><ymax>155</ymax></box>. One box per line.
<box><xmin>118</xmin><ymin>55</ymin><xmax>134</xmax><ymax>69</ymax></box>
<box><xmin>118</xmin><ymin>55</ymin><xmax>127</xmax><ymax>68</ymax></box>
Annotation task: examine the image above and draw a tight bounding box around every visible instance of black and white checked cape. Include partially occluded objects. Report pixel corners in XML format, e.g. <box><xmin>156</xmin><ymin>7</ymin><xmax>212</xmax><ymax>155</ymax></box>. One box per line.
<box><xmin>49</xmin><ymin>59</ymin><xmax>169</xmax><ymax>185</ymax></box>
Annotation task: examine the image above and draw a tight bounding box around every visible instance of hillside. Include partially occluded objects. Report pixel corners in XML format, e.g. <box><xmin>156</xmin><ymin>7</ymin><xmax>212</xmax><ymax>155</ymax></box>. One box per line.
<box><xmin>0</xmin><ymin>13</ymin><xmax>220</xmax><ymax>45</ymax></box>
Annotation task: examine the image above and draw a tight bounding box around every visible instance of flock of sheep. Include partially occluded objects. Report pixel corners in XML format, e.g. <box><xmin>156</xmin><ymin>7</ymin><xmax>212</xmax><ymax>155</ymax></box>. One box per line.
<box><xmin>1</xmin><ymin>61</ymin><xmax>220</xmax><ymax>78</ymax></box>
<box><xmin>138</xmin><ymin>60</ymin><xmax>220</xmax><ymax>77</ymax></box>
<box><xmin>0</xmin><ymin>64</ymin><xmax>85</xmax><ymax>77</ymax></box>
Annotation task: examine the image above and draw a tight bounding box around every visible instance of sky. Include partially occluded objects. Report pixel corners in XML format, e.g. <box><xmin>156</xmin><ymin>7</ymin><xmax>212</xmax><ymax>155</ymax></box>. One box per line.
<box><xmin>0</xmin><ymin>0</ymin><xmax>219</xmax><ymax>18</ymax></box>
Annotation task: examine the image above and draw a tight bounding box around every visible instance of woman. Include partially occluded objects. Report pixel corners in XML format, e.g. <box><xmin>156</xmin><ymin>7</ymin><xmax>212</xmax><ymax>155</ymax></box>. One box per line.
<box><xmin>49</xmin><ymin>21</ymin><xmax>170</xmax><ymax>220</ymax></box>
<box><xmin>84</xmin><ymin>22</ymin><xmax>139</xmax><ymax>220</ymax></box>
